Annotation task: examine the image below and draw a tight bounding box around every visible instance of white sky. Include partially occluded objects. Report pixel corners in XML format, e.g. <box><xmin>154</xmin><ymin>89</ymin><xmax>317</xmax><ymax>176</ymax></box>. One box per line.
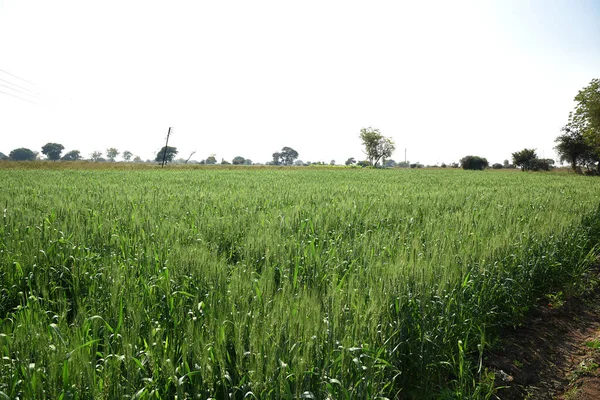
<box><xmin>1</xmin><ymin>0</ymin><xmax>599</xmax><ymax>164</ymax></box>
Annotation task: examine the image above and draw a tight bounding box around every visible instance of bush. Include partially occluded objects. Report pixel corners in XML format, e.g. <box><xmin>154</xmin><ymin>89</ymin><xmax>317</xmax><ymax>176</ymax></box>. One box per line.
<box><xmin>492</xmin><ymin>163</ymin><xmax>503</xmax><ymax>169</ymax></box>
<box><xmin>530</xmin><ymin>158</ymin><xmax>551</xmax><ymax>171</ymax></box>
<box><xmin>460</xmin><ymin>155</ymin><xmax>489</xmax><ymax>170</ymax></box>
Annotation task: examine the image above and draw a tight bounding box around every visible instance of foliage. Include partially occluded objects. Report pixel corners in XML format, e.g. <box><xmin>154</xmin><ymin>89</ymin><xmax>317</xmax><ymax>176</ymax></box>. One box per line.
<box><xmin>155</xmin><ymin>146</ymin><xmax>178</xmax><ymax>164</ymax></box>
<box><xmin>571</xmin><ymin>78</ymin><xmax>600</xmax><ymax>153</ymax></box>
<box><xmin>357</xmin><ymin>160</ymin><xmax>370</xmax><ymax>167</ymax></box>
<box><xmin>90</xmin><ymin>151</ymin><xmax>103</xmax><ymax>162</ymax></box>
<box><xmin>9</xmin><ymin>147</ymin><xmax>36</xmax><ymax>161</ymax></box>
<box><xmin>555</xmin><ymin>125</ymin><xmax>599</xmax><ymax>174</ymax></box>
<box><xmin>492</xmin><ymin>163</ymin><xmax>503</xmax><ymax>169</ymax></box>
<box><xmin>359</xmin><ymin>127</ymin><xmax>395</xmax><ymax>166</ymax></box>
<box><xmin>0</xmin><ymin>152</ymin><xmax>8</xmax><ymax>160</ymax></box>
<box><xmin>205</xmin><ymin>155</ymin><xmax>217</xmax><ymax>165</ymax></box>
<box><xmin>460</xmin><ymin>155</ymin><xmax>489</xmax><ymax>170</ymax></box>
<box><xmin>1</xmin><ymin>168</ymin><xmax>599</xmax><ymax>399</ymax></box>
<box><xmin>512</xmin><ymin>149</ymin><xmax>555</xmax><ymax>172</ymax></box>
<box><xmin>556</xmin><ymin>79</ymin><xmax>600</xmax><ymax>174</ymax></box>
<box><xmin>41</xmin><ymin>142</ymin><xmax>65</xmax><ymax>160</ymax></box>
<box><xmin>512</xmin><ymin>148</ymin><xmax>537</xmax><ymax>171</ymax></box>
<box><xmin>345</xmin><ymin>157</ymin><xmax>356</xmax><ymax>166</ymax></box>
<box><xmin>232</xmin><ymin>156</ymin><xmax>246</xmax><ymax>165</ymax></box>
<box><xmin>122</xmin><ymin>150</ymin><xmax>133</xmax><ymax>162</ymax></box>
<box><xmin>106</xmin><ymin>148</ymin><xmax>119</xmax><ymax>162</ymax></box>
<box><xmin>61</xmin><ymin>150</ymin><xmax>82</xmax><ymax>161</ymax></box>
<box><xmin>272</xmin><ymin>147</ymin><xmax>299</xmax><ymax>166</ymax></box>
<box><xmin>383</xmin><ymin>159</ymin><xmax>396</xmax><ymax>168</ymax></box>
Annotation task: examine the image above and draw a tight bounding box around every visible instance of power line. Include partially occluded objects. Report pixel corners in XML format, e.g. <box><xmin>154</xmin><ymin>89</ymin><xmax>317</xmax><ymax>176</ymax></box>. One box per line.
<box><xmin>0</xmin><ymin>82</ymin><xmax>36</xmax><ymax>98</ymax></box>
<box><xmin>0</xmin><ymin>68</ymin><xmax>36</xmax><ymax>85</ymax></box>
<box><xmin>0</xmin><ymin>78</ymin><xmax>35</xmax><ymax>93</ymax></box>
<box><xmin>0</xmin><ymin>89</ymin><xmax>38</xmax><ymax>104</ymax></box>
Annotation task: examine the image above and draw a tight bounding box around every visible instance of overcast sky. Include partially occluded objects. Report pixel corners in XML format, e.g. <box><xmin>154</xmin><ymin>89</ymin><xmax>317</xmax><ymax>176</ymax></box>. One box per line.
<box><xmin>1</xmin><ymin>0</ymin><xmax>599</xmax><ymax>164</ymax></box>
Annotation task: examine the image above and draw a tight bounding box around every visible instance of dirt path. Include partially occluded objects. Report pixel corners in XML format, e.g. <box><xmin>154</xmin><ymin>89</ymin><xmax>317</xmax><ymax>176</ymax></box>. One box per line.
<box><xmin>485</xmin><ymin>286</ymin><xmax>600</xmax><ymax>399</ymax></box>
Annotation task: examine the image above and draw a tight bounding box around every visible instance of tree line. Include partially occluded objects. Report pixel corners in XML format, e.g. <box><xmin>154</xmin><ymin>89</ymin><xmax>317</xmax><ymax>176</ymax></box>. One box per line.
<box><xmin>2</xmin><ymin>79</ymin><xmax>598</xmax><ymax>171</ymax></box>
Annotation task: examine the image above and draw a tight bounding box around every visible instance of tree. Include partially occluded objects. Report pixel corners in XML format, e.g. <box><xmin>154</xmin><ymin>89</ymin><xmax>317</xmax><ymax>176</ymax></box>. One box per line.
<box><xmin>271</xmin><ymin>152</ymin><xmax>281</xmax><ymax>165</ymax></box>
<box><xmin>205</xmin><ymin>154</ymin><xmax>217</xmax><ymax>165</ymax></box>
<box><xmin>90</xmin><ymin>151</ymin><xmax>103</xmax><ymax>162</ymax></box>
<box><xmin>232</xmin><ymin>156</ymin><xmax>246</xmax><ymax>165</ymax></box>
<box><xmin>155</xmin><ymin>146</ymin><xmax>178</xmax><ymax>164</ymax></box>
<box><xmin>106</xmin><ymin>148</ymin><xmax>119</xmax><ymax>162</ymax></box>
<box><xmin>61</xmin><ymin>150</ymin><xmax>81</xmax><ymax>161</ymax></box>
<box><xmin>571</xmin><ymin>79</ymin><xmax>600</xmax><ymax>153</ymax></box>
<box><xmin>512</xmin><ymin>148</ymin><xmax>537</xmax><ymax>171</ymax></box>
<box><xmin>9</xmin><ymin>147</ymin><xmax>36</xmax><ymax>161</ymax></box>
<box><xmin>41</xmin><ymin>142</ymin><xmax>65</xmax><ymax>160</ymax></box>
<box><xmin>272</xmin><ymin>147</ymin><xmax>299</xmax><ymax>166</ymax></box>
<box><xmin>383</xmin><ymin>159</ymin><xmax>396</xmax><ymax>168</ymax></box>
<box><xmin>122</xmin><ymin>150</ymin><xmax>133</xmax><ymax>162</ymax></box>
<box><xmin>359</xmin><ymin>127</ymin><xmax>395</xmax><ymax>167</ymax></box>
<box><xmin>0</xmin><ymin>152</ymin><xmax>8</xmax><ymax>160</ymax></box>
<box><xmin>460</xmin><ymin>155</ymin><xmax>489</xmax><ymax>170</ymax></box>
<box><xmin>345</xmin><ymin>157</ymin><xmax>356</xmax><ymax>166</ymax></box>
<box><xmin>556</xmin><ymin>125</ymin><xmax>599</xmax><ymax>175</ymax></box>
<box><xmin>133</xmin><ymin>156</ymin><xmax>142</xmax><ymax>163</ymax></box>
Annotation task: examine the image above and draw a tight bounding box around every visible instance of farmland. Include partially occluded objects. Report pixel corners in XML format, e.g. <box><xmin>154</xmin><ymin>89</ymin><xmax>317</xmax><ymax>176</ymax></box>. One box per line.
<box><xmin>1</xmin><ymin>166</ymin><xmax>600</xmax><ymax>399</ymax></box>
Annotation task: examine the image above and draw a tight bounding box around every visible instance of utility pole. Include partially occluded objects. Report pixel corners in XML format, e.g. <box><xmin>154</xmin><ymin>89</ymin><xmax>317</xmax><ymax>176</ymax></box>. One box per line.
<box><xmin>161</xmin><ymin>127</ymin><xmax>173</xmax><ymax>168</ymax></box>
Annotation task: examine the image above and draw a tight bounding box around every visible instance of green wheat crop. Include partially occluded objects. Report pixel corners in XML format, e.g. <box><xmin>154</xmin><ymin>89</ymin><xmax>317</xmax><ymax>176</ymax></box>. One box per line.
<box><xmin>1</xmin><ymin>167</ymin><xmax>599</xmax><ymax>399</ymax></box>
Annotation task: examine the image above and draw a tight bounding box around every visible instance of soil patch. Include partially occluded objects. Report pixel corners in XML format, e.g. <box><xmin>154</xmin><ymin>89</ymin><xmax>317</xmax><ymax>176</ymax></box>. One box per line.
<box><xmin>485</xmin><ymin>285</ymin><xmax>600</xmax><ymax>399</ymax></box>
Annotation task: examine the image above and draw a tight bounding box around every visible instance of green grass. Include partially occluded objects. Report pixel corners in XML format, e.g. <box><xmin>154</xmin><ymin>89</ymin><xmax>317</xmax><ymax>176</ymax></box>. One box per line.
<box><xmin>1</xmin><ymin>167</ymin><xmax>599</xmax><ymax>399</ymax></box>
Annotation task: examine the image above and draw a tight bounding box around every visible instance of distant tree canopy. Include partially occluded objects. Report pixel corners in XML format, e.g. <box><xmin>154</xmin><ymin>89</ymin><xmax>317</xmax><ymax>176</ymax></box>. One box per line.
<box><xmin>345</xmin><ymin>157</ymin><xmax>356</xmax><ymax>166</ymax></box>
<box><xmin>460</xmin><ymin>155</ymin><xmax>489</xmax><ymax>170</ymax></box>
<box><xmin>512</xmin><ymin>148</ymin><xmax>553</xmax><ymax>172</ymax></box>
<box><xmin>205</xmin><ymin>155</ymin><xmax>217</xmax><ymax>165</ymax></box>
<box><xmin>61</xmin><ymin>150</ymin><xmax>82</xmax><ymax>161</ymax></box>
<box><xmin>232</xmin><ymin>156</ymin><xmax>246</xmax><ymax>165</ymax></box>
<box><xmin>383</xmin><ymin>159</ymin><xmax>396</xmax><ymax>168</ymax></box>
<box><xmin>155</xmin><ymin>146</ymin><xmax>178</xmax><ymax>164</ymax></box>
<box><xmin>511</xmin><ymin>148</ymin><xmax>537</xmax><ymax>171</ymax></box>
<box><xmin>122</xmin><ymin>150</ymin><xmax>133</xmax><ymax>162</ymax></box>
<box><xmin>106</xmin><ymin>148</ymin><xmax>119</xmax><ymax>162</ymax></box>
<box><xmin>9</xmin><ymin>147</ymin><xmax>36</xmax><ymax>161</ymax></box>
<box><xmin>90</xmin><ymin>151</ymin><xmax>103</xmax><ymax>162</ymax></box>
<box><xmin>359</xmin><ymin>127</ymin><xmax>395</xmax><ymax>167</ymax></box>
<box><xmin>0</xmin><ymin>152</ymin><xmax>8</xmax><ymax>160</ymax></box>
<box><xmin>41</xmin><ymin>142</ymin><xmax>65</xmax><ymax>160</ymax></box>
<box><xmin>272</xmin><ymin>147</ymin><xmax>299</xmax><ymax>166</ymax></box>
